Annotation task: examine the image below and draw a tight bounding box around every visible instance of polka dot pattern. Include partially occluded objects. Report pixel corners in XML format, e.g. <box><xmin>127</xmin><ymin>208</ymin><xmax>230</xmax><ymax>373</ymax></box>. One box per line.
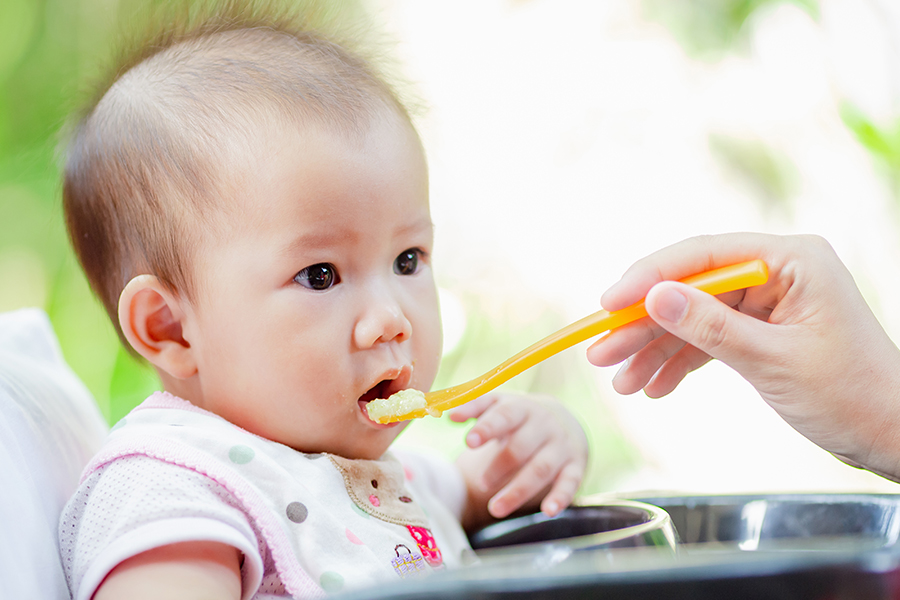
<box><xmin>63</xmin><ymin>396</ymin><xmax>471</xmax><ymax>598</ymax></box>
<box><xmin>320</xmin><ymin>571</ymin><xmax>344</xmax><ymax>593</ymax></box>
<box><xmin>345</xmin><ymin>528</ymin><xmax>364</xmax><ymax>545</ymax></box>
<box><xmin>286</xmin><ymin>501</ymin><xmax>308</xmax><ymax>523</ymax></box>
<box><xmin>228</xmin><ymin>445</ymin><xmax>255</xmax><ymax>464</ymax></box>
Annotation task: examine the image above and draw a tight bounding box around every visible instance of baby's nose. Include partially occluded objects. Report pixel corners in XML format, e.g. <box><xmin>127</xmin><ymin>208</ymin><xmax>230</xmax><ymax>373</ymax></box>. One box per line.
<box><xmin>353</xmin><ymin>297</ymin><xmax>412</xmax><ymax>348</ymax></box>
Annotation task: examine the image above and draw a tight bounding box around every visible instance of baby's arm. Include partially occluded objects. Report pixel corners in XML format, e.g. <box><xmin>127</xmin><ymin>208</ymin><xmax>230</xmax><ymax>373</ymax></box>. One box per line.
<box><xmin>59</xmin><ymin>455</ymin><xmax>261</xmax><ymax>600</ymax></box>
<box><xmin>586</xmin><ymin>232</ymin><xmax>900</xmax><ymax>482</ymax></box>
<box><xmin>451</xmin><ymin>393</ymin><xmax>588</xmax><ymax>532</ymax></box>
<box><xmin>93</xmin><ymin>541</ymin><xmax>242</xmax><ymax>600</ymax></box>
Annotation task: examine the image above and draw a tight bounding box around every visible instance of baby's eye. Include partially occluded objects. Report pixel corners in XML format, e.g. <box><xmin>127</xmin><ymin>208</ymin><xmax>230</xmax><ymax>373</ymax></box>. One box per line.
<box><xmin>394</xmin><ymin>249</ymin><xmax>422</xmax><ymax>276</ymax></box>
<box><xmin>294</xmin><ymin>263</ymin><xmax>340</xmax><ymax>290</ymax></box>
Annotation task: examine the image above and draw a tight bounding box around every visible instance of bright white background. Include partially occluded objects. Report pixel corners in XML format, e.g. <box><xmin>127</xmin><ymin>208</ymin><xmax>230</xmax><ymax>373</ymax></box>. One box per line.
<box><xmin>380</xmin><ymin>0</ymin><xmax>900</xmax><ymax>496</ymax></box>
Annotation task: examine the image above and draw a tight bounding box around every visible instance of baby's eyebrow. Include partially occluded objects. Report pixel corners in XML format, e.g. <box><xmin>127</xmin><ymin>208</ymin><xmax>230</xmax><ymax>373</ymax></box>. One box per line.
<box><xmin>278</xmin><ymin>230</ymin><xmax>357</xmax><ymax>257</ymax></box>
<box><xmin>277</xmin><ymin>216</ymin><xmax>434</xmax><ymax>259</ymax></box>
<box><xmin>395</xmin><ymin>217</ymin><xmax>435</xmax><ymax>239</ymax></box>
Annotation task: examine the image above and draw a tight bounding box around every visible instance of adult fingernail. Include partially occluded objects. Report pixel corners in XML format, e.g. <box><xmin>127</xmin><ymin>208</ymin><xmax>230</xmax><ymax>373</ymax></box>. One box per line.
<box><xmin>613</xmin><ymin>358</ymin><xmax>631</xmax><ymax>382</ymax></box>
<box><xmin>655</xmin><ymin>287</ymin><xmax>688</xmax><ymax>323</ymax></box>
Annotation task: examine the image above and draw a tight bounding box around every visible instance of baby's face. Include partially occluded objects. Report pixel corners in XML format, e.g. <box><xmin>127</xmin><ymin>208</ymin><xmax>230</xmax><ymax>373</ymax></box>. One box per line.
<box><xmin>181</xmin><ymin>113</ymin><xmax>441</xmax><ymax>460</ymax></box>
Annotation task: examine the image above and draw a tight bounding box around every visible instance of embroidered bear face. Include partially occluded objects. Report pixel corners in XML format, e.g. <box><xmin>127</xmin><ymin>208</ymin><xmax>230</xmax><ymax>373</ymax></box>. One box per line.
<box><xmin>329</xmin><ymin>454</ymin><xmax>428</xmax><ymax>527</ymax></box>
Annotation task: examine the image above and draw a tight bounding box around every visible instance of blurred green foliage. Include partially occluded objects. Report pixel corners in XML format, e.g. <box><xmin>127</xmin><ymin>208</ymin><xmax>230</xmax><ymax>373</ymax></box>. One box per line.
<box><xmin>708</xmin><ymin>133</ymin><xmax>798</xmax><ymax>216</ymax></box>
<box><xmin>641</xmin><ymin>0</ymin><xmax>817</xmax><ymax>220</ymax></box>
<box><xmin>0</xmin><ymin>0</ymin><xmax>148</xmax><ymax>424</ymax></box>
<box><xmin>840</xmin><ymin>102</ymin><xmax>900</xmax><ymax>198</ymax></box>
<box><xmin>644</xmin><ymin>0</ymin><xmax>900</xmax><ymax>214</ymax></box>
<box><xmin>642</xmin><ymin>0</ymin><xmax>819</xmax><ymax>60</ymax></box>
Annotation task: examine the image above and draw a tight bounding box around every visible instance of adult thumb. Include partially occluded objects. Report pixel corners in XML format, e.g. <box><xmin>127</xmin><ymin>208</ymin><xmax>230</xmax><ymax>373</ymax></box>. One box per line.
<box><xmin>644</xmin><ymin>280</ymin><xmax>767</xmax><ymax>368</ymax></box>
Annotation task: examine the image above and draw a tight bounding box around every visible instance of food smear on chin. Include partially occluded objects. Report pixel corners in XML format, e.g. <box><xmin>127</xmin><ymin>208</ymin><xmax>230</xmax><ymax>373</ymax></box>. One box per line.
<box><xmin>366</xmin><ymin>388</ymin><xmax>440</xmax><ymax>423</ymax></box>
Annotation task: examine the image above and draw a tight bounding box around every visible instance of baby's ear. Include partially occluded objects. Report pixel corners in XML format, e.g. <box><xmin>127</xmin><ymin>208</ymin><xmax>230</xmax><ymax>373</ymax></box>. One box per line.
<box><xmin>118</xmin><ymin>275</ymin><xmax>197</xmax><ymax>380</ymax></box>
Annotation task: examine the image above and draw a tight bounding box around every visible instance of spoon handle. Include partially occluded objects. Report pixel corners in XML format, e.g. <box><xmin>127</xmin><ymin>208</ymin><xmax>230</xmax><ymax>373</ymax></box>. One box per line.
<box><xmin>378</xmin><ymin>259</ymin><xmax>769</xmax><ymax>422</ymax></box>
<box><xmin>430</xmin><ymin>260</ymin><xmax>768</xmax><ymax>412</ymax></box>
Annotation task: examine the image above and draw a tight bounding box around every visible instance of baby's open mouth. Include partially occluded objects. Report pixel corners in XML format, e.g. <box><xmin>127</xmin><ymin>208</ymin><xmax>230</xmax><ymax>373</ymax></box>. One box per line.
<box><xmin>359</xmin><ymin>380</ymin><xmax>400</xmax><ymax>426</ymax></box>
<box><xmin>359</xmin><ymin>379</ymin><xmax>393</xmax><ymax>404</ymax></box>
<box><xmin>358</xmin><ymin>367</ymin><xmax>412</xmax><ymax>424</ymax></box>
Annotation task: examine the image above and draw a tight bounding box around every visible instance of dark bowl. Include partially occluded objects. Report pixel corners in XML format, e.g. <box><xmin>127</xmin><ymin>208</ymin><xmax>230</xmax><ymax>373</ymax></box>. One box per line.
<box><xmin>333</xmin><ymin>494</ymin><xmax>900</xmax><ymax>600</ymax></box>
<box><xmin>470</xmin><ymin>499</ymin><xmax>680</xmax><ymax>554</ymax></box>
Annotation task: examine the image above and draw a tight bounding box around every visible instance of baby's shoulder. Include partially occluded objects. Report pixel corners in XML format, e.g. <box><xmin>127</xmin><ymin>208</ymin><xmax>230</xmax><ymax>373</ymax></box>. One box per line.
<box><xmin>63</xmin><ymin>453</ymin><xmax>243</xmax><ymax>527</ymax></box>
<box><xmin>58</xmin><ymin>454</ymin><xmax>269</xmax><ymax>600</ymax></box>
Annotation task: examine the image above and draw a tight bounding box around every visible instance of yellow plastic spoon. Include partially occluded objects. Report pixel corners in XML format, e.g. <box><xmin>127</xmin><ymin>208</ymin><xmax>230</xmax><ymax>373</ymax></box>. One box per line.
<box><xmin>368</xmin><ymin>259</ymin><xmax>769</xmax><ymax>423</ymax></box>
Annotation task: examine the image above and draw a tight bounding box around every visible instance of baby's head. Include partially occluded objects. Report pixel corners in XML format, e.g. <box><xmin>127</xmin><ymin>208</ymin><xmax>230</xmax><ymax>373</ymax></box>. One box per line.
<box><xmin>63</xmin><ymin>10</ymin><xmax>442</xmax><ymax>459</ymax></box>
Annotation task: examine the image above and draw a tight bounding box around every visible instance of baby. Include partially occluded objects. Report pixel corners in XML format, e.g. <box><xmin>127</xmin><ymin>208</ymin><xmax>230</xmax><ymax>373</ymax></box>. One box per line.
<box><xmin>58</xmin><ymin>5</ymin><xmax>588</xmax><ymax>600</ymax></box>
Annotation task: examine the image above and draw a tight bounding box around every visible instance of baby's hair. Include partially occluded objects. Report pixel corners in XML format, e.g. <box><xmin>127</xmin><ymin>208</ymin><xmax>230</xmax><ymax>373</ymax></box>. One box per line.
<box><xmin>61</xmin><ymin>0</ymin><xmax>413</xmax><ymax>351</ymax></box>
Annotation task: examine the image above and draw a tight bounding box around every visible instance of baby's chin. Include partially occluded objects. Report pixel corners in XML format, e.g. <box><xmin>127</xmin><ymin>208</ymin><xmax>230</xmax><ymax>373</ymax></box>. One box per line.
<box><xmin>286</xmin><ymin>426</ymin><xmax>409</xmax><ymax>461</ymax></box>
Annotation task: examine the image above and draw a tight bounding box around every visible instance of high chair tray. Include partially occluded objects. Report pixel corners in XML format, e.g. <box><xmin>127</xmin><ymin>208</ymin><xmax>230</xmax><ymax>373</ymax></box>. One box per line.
<box><xmin>334</xmin><ymin>493</ymin><xmax>900</xmax><ymax>600</ymax></box>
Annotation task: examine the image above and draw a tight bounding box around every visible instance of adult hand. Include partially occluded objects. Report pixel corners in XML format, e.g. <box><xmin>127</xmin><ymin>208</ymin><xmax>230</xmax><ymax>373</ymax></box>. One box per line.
<box><xmin>586</xmin><ymin>233</ymin><xmax>900</xmax><ymax>481</ymax></box>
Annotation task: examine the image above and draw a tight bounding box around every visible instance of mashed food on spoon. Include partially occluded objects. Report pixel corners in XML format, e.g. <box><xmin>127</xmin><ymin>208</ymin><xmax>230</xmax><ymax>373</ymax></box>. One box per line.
<box><xmin>367</xmin><ymin>388</ymin><xmax>442</xmax><ymax>423</ymax></box>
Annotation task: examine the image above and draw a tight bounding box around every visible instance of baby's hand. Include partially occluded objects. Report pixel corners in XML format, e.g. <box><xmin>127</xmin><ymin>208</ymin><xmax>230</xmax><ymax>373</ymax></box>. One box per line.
<box><xmin>451</xmin><ymin>393</ymin><xmax>588</xmax><ymax>527</ymax></box>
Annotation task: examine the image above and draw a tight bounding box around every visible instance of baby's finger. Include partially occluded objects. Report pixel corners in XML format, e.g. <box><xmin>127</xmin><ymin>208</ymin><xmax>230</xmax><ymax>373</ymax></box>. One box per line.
<box><xmin>487</xmin><ymin>444</ymin><xmax>569</xmax><ymax>518</ymax></box>
<box><xmin>463</xmin><ymin>396</ymin><xmax>531</xmax><ymax>449</ymax></box>
<box><xmin>479</xmin><ymin>416</ymin><xmax>550</xmax><ymax>489</ymax></box>
<box><xmin>447</xmin><ymin>393</ymin><xmax>498</xmax><ymax>423</ymax></box>
<box><xmin>540</xmin><ymin>461</ymin><xmax>586</xmax><ymax>517</ymax></box>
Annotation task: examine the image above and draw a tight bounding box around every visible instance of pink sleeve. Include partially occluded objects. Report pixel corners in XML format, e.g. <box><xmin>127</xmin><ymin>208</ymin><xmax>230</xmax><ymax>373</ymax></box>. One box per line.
<box><xmin>59</xmin><ymin>455</ymin><xmax>266</xmax><ymax>600</ymax></box>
